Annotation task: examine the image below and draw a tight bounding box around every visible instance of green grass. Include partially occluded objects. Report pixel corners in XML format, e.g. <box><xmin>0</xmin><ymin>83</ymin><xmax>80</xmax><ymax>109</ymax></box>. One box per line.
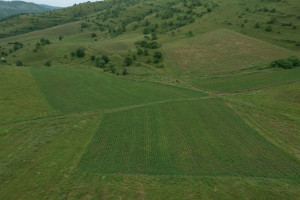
<box><xmin>190</xmin><ymin>67</ymin><xmax>300</xmax><ymax>93</ymax></box>
<box><xmin>0</xmin><ymin>66</ymin><xmax>52</xmax><ymax>125</ymax></box>
<box><xmin>30</xmin><ymin>66</ymin><xmax>204</xmax><ymax>114</ymax></box>
<box><xmin>79</xmin><ymin>99</ymin><xmax>300</xmax><ymax>178</ymax></box>
<box><xmin>227</xmin><ymin>81</ymin><xmax>300</xmax><ymax>161</ymax></box>
<box><xmin>163</xmin><ymin>29</ymin><xmax>298</xmax><ymax>77</ymax></box>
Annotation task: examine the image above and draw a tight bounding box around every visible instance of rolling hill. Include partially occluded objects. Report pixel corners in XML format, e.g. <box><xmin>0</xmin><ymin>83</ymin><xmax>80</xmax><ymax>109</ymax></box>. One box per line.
<box><xmin>0</xmin><ymin>0</ymin><xmax>299</xmax><ymax>199</ymax></box>
<box><xmin>0</xmin><ymin>0</ymin><xmax>59</xmax><ymax>19</ymax></box>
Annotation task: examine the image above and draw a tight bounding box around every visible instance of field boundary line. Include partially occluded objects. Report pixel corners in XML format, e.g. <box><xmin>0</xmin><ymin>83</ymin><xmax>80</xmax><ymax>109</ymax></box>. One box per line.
<box><xmin>1</xmin><ymin>96</ymin><xmax>214</xmax><ymax>127</ymax></box>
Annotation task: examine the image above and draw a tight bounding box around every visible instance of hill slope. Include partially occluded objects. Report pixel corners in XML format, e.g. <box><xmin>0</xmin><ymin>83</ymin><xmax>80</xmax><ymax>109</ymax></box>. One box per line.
<box><xmin>0</xmin><ymin>0</ymin><xmax>59</xmax><ymax>19</ymax></box>
<box><xmin>0</xmin><ymin>0</ymin><xmax>300</xmax><ymax>199</ymax></box>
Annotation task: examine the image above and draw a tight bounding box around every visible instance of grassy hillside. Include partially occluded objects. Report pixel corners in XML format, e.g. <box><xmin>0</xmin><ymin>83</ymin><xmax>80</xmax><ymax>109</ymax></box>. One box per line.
<box><xmin>0</xmin><ymin>0</ymin><xmax>300</xmax><ymax>199</ymax></box>
<box><xmin>0</xmin><ymin>0</ymin><xmax>59</xmax><ymax>19</ymax></box>
<box><xmin>0</xmin><ymin>66</ymin><xmax>52</xmax><ymax>125</ymax></box>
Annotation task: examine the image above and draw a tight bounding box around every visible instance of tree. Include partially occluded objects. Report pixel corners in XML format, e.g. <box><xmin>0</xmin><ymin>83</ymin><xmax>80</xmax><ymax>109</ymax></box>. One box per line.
<box><xmin>122</xmin><ymin>68</ymin><xmax>128</xmax><ymax>75</ymax></box>
<box><xmin>91</xmin><ymin>33</ymin><xmax>97</xmax><ymax>38</ymax></box>
<box><xmin>265</xmin><ymin>26</ymin><xmax>272</xmax><ymax>32</ymax></box>
<box><xmin>44</xmin><ymin>60</ymin><xmax>52</xmax><ymax>67</ymax></box>
<box><xmin>101</xmin><ymin>55</ymin><xmax>110</xmax><ymax>64</ymax></box>
<box><xmin>59</xmin><ymin>35</ymin><xmax>64</xmax><ymax>41</ymax></box>
<box><xmin>188</xmin><ymin>31</ymin><xmax>194</xmax><ymax>37</ymax></box>
<box><xmin>96</xmin><ymin>57</ymin><xmax>105</xmax><ymax>68</ymax></box>
<box><xmin>124</xmin><ymin>56</ymin><xmax>133</xmax><ymax>66</ymax></box>
<box><xmin>144</xmin><ymin>49</ymin><xmax>149</xmax><ymax>56</ymax></box>
<box><xmin>16</xmin><ymin>60</ymin><xmax>23</xmax><ymax>66</ymax></box>
<box><xmin>153</xmin><ymin>51</ymin><xmax>163</xmax><ymax>63</ymax></box>
<box><xmin>137</xmin><ymin>48</ymin><xmax>143</xmax><ymax>55</ymax></box>
<box><xmin>76</xmin><ymin>48</ymin><xmax>85</xmax><ymax>58</ymax></box>
<box><xmin>91</xmin><ymin>55</ymin><xmax>96</xmax><ymax>61</ymax></box>
<box><xmin>109</xmin><ymin>64</ymin><xmax>116</xmax><ymax>74</ymax></box>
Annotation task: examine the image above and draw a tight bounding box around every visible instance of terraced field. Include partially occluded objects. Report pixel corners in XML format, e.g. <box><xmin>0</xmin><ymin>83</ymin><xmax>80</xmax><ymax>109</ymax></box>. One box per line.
<box><xmin>79</xmin><ymin>99</ymin><xmax>300</xmax><ymax>178</ymax></box>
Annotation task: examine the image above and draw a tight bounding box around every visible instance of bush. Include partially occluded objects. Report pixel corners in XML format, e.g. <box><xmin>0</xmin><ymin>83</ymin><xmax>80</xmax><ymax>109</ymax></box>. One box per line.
<box><xmin>16</xmin><ymin>60</ymin><xmax>23</xmax><ymax>66</ymax></box>
<box><xmin>91</xmin><ymin>33</ymin><xmax>97</xmax><ymax>38</ymax></box>
<box><xmin>124</xmin><ymin>56</ymin><xmax>133</xmax><ymax>66</ymax></box>
<box><xmin>265</xmin><ymin>26</ymin><xmax>272</xmax><ymax>32</ymax></box>
<box><xmin>137</xmin><ymin>48</ymin><xmax>143</xmax><ymax>55</ymax></box>
<box><xmin>76</xmin><ymin>48</ymin><xmax>85</xmax><ymax>58</ymax></box>
<box><xmin>91</xmin><ymin>55</ymin><xmax>96</xmax><ymax>61</ymax></box>
<box><xmin>109</xmin><ymin>64</ymin><xmax>116</xmax><ymax>74</ymax></box>
<box><xmin>101</xmin><ymin>55</ymin><xmax>110</xmax><ymax>64</ymax></box>
<box><xmin>96</xmin><ymin>57</ymin><xmax>105</xmax><ymax>68</ymax></box>
<box><xmin>44</xmin><ymin>60</ymin><xmax>52</xmax><ymax>67</ymax></box>
<box><xmin>122</xmin><ymin>68</ymin><xmax>128</xmax><ymax>75</ymax></box>
<box><xmin>269</xmin><ymin>56</ymin><xmax>300</xmax><ymax>69</ymax></box>
<box><xmin>40</xmin><ymin>38</ymin><xmax>51</xmax><ymax>45</ymax></box>
<box><xmin>153</xmin><ymin>51</ymin><xmax>163</xmax><ymax>63</ymax></box>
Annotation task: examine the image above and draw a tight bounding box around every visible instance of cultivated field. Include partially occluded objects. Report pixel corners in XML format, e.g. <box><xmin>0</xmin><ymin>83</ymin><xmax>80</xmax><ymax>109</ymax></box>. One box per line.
<box><xmin>79</xmin><ymin>99</ymin><xmax>300</xmax><ymax>178</ymax></box>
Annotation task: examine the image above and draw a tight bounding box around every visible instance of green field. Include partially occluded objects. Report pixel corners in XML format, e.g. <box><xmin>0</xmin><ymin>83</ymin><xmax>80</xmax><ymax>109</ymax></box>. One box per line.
<box><xmin>0</xmin><ymin>66</ymin><xmax>52</xmax><ymax>125</ymax></box>
<box><xmin>79</xmin><ymin>99</ymin><xmax>299</xmax><ymax>178</ymax></box>
<box><xmin>190</xmin><ymin>67</ymin><xmax>300</xmax><ymax>93</ymax></box>
<box><xmin>0</xmin><ymin>0</ymin><xmax>300</xmax><ymax>199</ymax></box>
<box><xmin>30</xmin><ymin>67</ymin><xmax>204</xmax><ymax>113</ymax></box>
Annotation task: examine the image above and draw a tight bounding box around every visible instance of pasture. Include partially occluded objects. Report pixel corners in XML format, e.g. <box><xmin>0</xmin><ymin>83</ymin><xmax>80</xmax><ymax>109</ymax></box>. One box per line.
<box><xmin>190</xmin><ymin>67</ymin><xmax>300</xmax><ymax>93</ymax></box>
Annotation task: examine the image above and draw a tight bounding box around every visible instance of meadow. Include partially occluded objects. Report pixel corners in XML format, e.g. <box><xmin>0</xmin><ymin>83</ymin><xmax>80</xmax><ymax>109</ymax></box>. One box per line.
<box><xmin>190</xmin><ymin>67</ymin><xmax>300</xmax><ymax>93</ymax></box>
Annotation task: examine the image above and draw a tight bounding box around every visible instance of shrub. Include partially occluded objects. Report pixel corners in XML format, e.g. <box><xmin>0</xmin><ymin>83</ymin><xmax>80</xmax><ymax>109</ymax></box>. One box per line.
<box><xmin>44</xmin><ymin>60</ymin><xmax>52</xmax><ymax>67</ymax></box>
<box><xmin>137</xmin><ymin>48</ymin><xmax>143</xmax><ymax>55</ymax></box>
<box><xmin>96</xmin><ymin>57</ymin><xmax>105</xmax><ymax>68</ymax></box>
<box><xmin>101</xmin><ymin>55</ymin><xmax>110</xmax><ymax>64</ymax></box>
<box><xmin>76</xmin><ymin>48</ymin><xmax>85</xmax><ymax>58</ymax></box>
<box><xmin>109</xmin><ymin>64</ymin><xmax>116</xmax><ymax>74</ymax></box>
<box><xmin>71</xmin><ymin>52</ymin><xmax>76</xmax><ymax>57</ymax></box>
<box><xmin>91</xmin><ymin>55</ymin><xmax>96</xmax><ymax>61</ymax></box>
<box><xmin>153</xmin><ymin>51</ymin><xmax>163</xmax><ymax>63</ymax></box>
<box><xmin>40</xmin><ymin>38</ymin><xmax>51</xmax><ymax>45</ymax></box>
<box><xmin>16</xmin><ymin>60</ymin><xmax>23</xmax><ymax>66</ymax></box>
<box><xmin>122</xmin><ymin>68</ymin><xmax>128</xmax><ymax>75</ymax></box>
<box><xmin>124</xmin><ymin>56</ymin><xmax>133</xmax><ymax>66</ymax></box>
<box><xmin>144</xmin><ymin>49</ymin><xmax>149</xmax><ymax>56</ymax></box>
<box><xmin>265</xmin><ymin>26</ymin><xmax>272</xmax><ymax>32</ymax></box>
<box><xmin>59</xmin><ymin>35</ymin><xmax>64</xmax><ymax>41</ymax></box>
<box><xmin>91</xmin><ymin>33</ymin><xmax>97</xmax><ymax>38</ymax></box>
<box><xmin>269</xmin><ymin>56</ymin><xmax>300</xmax><ymax>69</ymax></box>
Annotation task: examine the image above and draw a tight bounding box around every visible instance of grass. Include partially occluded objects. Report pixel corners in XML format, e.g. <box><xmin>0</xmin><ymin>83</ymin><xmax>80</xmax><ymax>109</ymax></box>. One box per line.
<box><xmin>79</xmin><ymin>99</ymin><xmax>300</xmax><ymax>178</ymax></box>
<box><xmin>227</xmin><ymin>81</ymin><xmax>300</xmax><ymax>160</ymax></box>
<box><xmin>0</xmin><ymin>66</ymin><xmax>52</xmax><ymax>125</ymax></box>
<box><xmin>30</xmin><ymin>66</ymin><xmax>204</xmax><ymax>114</ymax></box>
<box><xmin>163</xmin><ymin>29</ymin><xmax>298</xmax><ymax>77</ymax></box>
<box><xmin>190</xmin><ymin>67</ymin><xmax>300</xmax><ymax>93</ymax></box>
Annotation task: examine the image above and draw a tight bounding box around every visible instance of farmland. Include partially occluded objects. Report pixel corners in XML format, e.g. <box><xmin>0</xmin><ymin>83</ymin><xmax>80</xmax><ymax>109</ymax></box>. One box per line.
<box><xmin>30</xmin><ymin>66</ymin><xmax>204</xmax><ymax>113</ymax></box>
<box><xmin>79</xmin><ymin>99</ymin><xmax>300</xmax><ymax>178</ymax></box>
<box><xmin>190</xmin><ymin>67</ymin><xmax>300</xmax><ymax>93</ymax></box>
<box><xmin>0</xmin><ymin>0</ymin><xmax>300</xmax><ymax>199</ymax></box>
